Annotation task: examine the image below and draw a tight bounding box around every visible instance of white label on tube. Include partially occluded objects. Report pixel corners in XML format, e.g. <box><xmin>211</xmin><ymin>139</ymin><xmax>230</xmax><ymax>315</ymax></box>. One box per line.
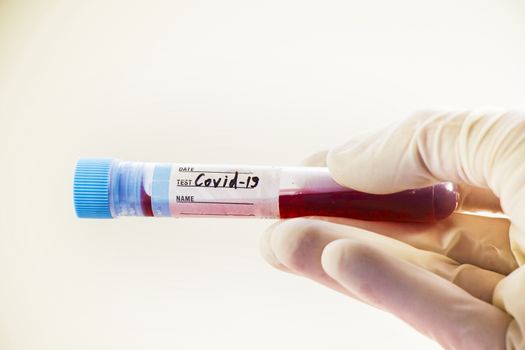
<box><xmin>169</xmin><ymin>164</ymin><xmax>280</xmax><ymax>218</ymax></box>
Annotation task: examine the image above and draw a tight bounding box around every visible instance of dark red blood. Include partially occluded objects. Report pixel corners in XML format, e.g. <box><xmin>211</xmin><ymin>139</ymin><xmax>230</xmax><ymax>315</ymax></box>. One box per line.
<box><xmin>278</xmin><ymin>184</ymin><xmax>458</xmax><ymax>223</ymax></box>
<box><xmin>140</xmin><ymin>185</ymin><xmax>154</xmax><ymax>217</ymax></box>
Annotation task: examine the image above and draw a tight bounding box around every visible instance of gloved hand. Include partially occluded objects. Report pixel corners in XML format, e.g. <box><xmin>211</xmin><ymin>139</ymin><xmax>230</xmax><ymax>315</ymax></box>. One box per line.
<box><xmin>261</xmin><ymin>110</ymin><xmax>525</xmax><ymax>350</ymax></box>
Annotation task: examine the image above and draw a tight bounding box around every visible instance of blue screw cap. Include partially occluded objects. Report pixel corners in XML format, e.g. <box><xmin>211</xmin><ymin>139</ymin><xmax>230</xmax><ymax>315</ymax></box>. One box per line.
<box><xmin>74</xmin><ymin>158</ymin><xmax>115</xmax><ymax>218</ymax></box>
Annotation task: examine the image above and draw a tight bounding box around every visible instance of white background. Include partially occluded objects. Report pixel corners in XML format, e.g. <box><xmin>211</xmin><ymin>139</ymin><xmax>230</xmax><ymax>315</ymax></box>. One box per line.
<box><xmin>1</xmin><ymin>0</ymin><xmax>524</xmax><ymax>349</ymax></box>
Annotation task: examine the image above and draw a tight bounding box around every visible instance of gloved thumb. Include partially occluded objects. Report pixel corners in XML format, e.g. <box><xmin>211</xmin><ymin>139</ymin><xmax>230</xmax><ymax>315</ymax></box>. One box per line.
<box><xmin>326</xmin><ymin>110</ymin><xmax>525</xmax><ymax>230</ymax></box>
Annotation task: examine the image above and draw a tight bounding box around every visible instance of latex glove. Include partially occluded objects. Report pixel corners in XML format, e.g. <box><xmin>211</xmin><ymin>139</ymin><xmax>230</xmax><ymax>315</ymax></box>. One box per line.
<box><xmin>261</xmin><ymin>110</ymin><xmax>525</xmax><ymax>350</ymax></box>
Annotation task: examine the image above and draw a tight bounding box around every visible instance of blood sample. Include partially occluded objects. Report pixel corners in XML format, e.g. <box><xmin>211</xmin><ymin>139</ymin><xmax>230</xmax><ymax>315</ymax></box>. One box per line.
<box><xmin>74</xmin><ymin>158</ymin><xmax>459</xmax><ymax>222</ymax></box>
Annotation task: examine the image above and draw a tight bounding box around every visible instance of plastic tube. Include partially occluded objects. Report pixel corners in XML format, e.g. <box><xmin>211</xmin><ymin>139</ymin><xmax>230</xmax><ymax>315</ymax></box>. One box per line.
<box><xmin>73</xmin><ymin>158</ymin><xmax>459</xmax><ymax>222</ymax></box>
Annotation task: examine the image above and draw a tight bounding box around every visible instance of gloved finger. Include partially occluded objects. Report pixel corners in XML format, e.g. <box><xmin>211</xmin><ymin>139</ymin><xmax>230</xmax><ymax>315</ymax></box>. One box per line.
<box><xmin>260</xmin><ymin>219</ymin><xmax>359</xmax><ymax>298</ymax></box>
<box><xmin>327</xmin><ymin>110</ymin><xmax>525</xmax><ymax>231</ymax></box>
<box><xmin>300</xmin><ymin>149</ymin><xmax>328</xmax><ymax>167</ymax></box>
<box><xmin>261</xmin><ymin>218</ymin><xmax>506</xmax><ymax>303</ymax></box>
<box><xmin>493</xmin><ymin>256</ymin><xmax>525</xmax><ymax>349</ymax></box>
<box><xmin>316</xmin><ymin>212</ymin><xmax>517</xmax><ymax>275</ymax></box>
<box><xmin>322</xmin><ymin>239</ymin><xmax>512</xmax><ymax>350</ymax></box>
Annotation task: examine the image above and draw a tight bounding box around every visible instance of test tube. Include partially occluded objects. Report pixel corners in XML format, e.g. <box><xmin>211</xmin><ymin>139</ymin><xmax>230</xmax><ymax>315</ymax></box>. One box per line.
<box><xmin>73</xmin><ymin>158</ymin><xmax>459</xmax><ymax>222</ymax></box>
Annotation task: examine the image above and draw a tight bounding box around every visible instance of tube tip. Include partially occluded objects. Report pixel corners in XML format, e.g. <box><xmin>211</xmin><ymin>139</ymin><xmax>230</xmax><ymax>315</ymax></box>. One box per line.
<box><xmin>74</xmin><ymin>158</ymin><xmax>115</xmax><ymax>219</ymax></box>
<box><xmin>433</xmin><ymin>182</ymin><xmax>459</xmax><ymax>220</ymax></box>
